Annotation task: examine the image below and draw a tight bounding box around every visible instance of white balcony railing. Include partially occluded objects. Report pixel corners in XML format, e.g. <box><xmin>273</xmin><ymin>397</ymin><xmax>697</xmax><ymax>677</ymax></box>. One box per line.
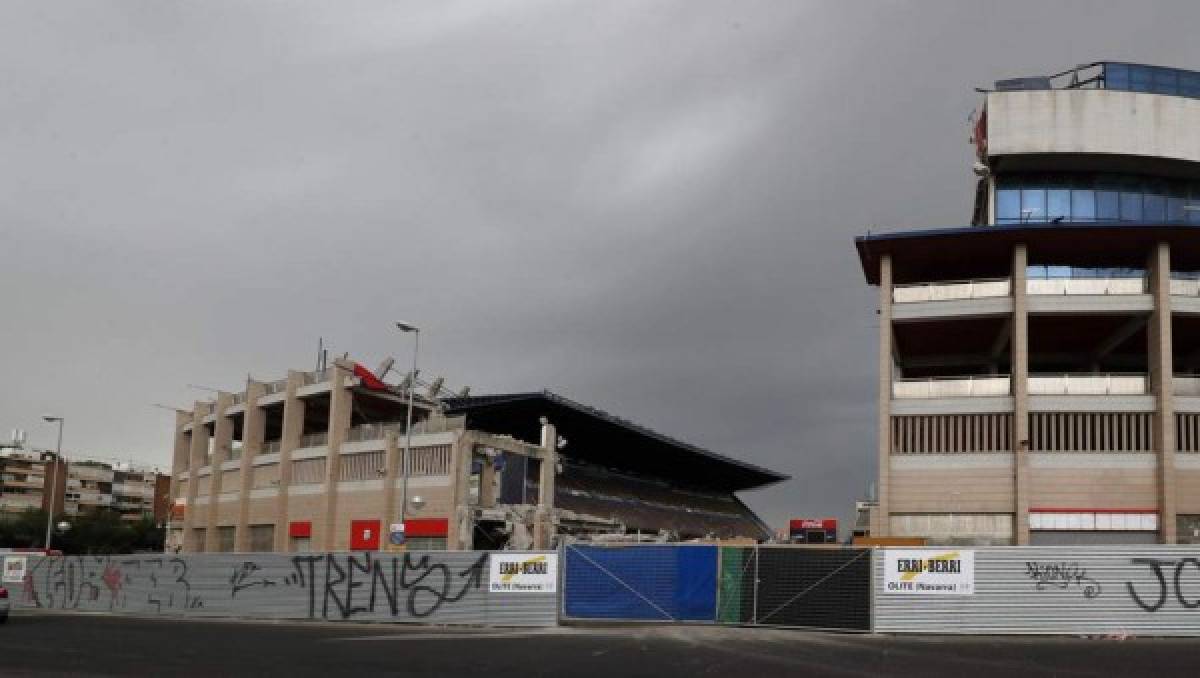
<box><xmin>1027</xmin><ymin>277</ymin><xmax>1147</xmax><ymax>296</ymax></box>
<box><xmin>347</xmin><ymin>422</ymin><xmax>404</xmax><ymax>443</ymax></box>
<box><xmin>892</xmin><ymin>376</ymin><xmax>1011</xmax><ymax>399</ymax></box>
<box><xmin>1028</xmin><ymin>374</ymin><xmax>1148</xmax><ymax>396</ymax></box>
<box><xmin>1171</xmin><ymin>278</ymin><xmax>1200</xmax><ymax>297</ymax></box>
<box><xmin>893</xmin><ymin>278</ymin><xmax>1011</xmax><ymax>303</ymax></box>
<box><xmin>1176</xmin><ymin>376</ymin><xmax>1200</xmax><ymax>396</ymax></box>
<box><xmin>297</xmin><ymin>432</ymin><xmax>328</xmax><ymax>449</ymax></box>
<box><xmin>262</xmin><ymin>440</ymin><xmax>282</xmax><ymax>455</ymax></box>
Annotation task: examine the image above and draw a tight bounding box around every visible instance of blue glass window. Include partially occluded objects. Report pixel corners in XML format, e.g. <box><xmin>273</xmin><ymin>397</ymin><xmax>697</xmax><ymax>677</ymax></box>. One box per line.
<box><xmin>1130</xmin><ymin>65</ymin><xmax>1153</xmax><ymax>93</ymax></box>
<box><xmin>993</xmin><ymin>172</ymin><xmax>1200</xmax><ymax>224</ymax></box>
<box><xmin>1021</xmin><ymin>189</ymin><xmax>1046</xmax><ymax>221</ymax></box>
<box><xmin>1153</xmin><ymin>67</ymin><xmax>1179</xmax><ymax>95</ymax></box>
<box><xmin>996</xmin><ymin>189</ymin><xmax>1021</xmax><ymax>223</ymax></box>
<box><xmin>1096</xmin><ymin>191</ymin><xmax>1119</xmax><ymax>221</ymax></box>
<box><xmin>1119</xmin><ymin>191</ymin><xmax>1142</xmax><ymax>221</ymax></box>
<box><xmin>1105</xmin><ymin>63</ymin><xmax>1129</xmax><ymax>90</ymax></box>
<box><xmin>1047</xmin><ymin>189</ymin><xmax>1070</xmax><ymax>221</ymax></box>
<box><xmin>1168</xmin><ymin>196</ymin><xmax>1186</xmax><ymax>222</ymax></box>
<box><xmin>1143</xmin><ymin>193</ymin><xmax>1166</xmax><ymax>222</ymax></box>
<box><xmin>1071</xmin><ymin>190</ymin><xmax>1095</xmax><ymax>221</ymax></box>
<box><xmin>1182</xmin><ymin>72</ymin><xmax>1200</xmax><ymax>98</ymax></box>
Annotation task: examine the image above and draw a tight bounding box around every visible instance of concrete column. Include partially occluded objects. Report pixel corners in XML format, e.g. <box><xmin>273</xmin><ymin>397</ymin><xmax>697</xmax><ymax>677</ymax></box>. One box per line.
<box><xmin>204</xmin><ymin>392</ymin><xmax>234</xmax><ymax>552</ymax></box>
<box><xmin>381</xmin><ymin>429</ymin><xmax>399</xmax><ymax>550</ymax></box>
<box><xmin>319</xmin><ymin>359</ymin><xmax>354</xmax><ymax>551</ymax></box>
<box><xmin>479</xmin><ymin>448</ymin><xmax>497</xmax><ymax>509</ymax></box>
<box><xmin>533</xmin><ymin>421</ymin><xmax>558</xmax><ymax>549</ymax></box>
<box><xmin>874</xmin><ymin>254</ymin><xmax>893</xmax><ymax>537</ymax></box>
<box><xmin>1012</xmin><ymin>244</ymin><xmax>1031</xmax><ymax>546</ymax></box>
<box><xmin>447</xmin><ymin>432</ymin><xmax>473</xmax><ymax>551</ymax></box>
<box><xmin>234</xmin><ymin>380</ymin><xmax>266</xmax><ymax>552</ymax></box>
<box><xmin>168</xmin><ymin>411</ymin><xmax>190</xmax><ymax>518</ymax></box>
<box><xmin>181</xmin><ymin>403</ymin><xmax>209</xmax><ymax>553</ymax></box>
<box><xmin>1150</xmin><ymin>241</ymin><xmax>1178</xmax><ymax>544</ymax></box>
<box><xmin>273</xmin><ymin>371</ymin><xmax>306</xmax><ymax>552</ymax></box>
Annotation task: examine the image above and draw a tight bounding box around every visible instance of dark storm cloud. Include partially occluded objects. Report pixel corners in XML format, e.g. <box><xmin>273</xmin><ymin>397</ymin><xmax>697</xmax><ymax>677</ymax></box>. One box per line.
<box><xmin>3</xmin><ymin>1</ymin><xmax>1199</xmax><ymax>528</ymax></box>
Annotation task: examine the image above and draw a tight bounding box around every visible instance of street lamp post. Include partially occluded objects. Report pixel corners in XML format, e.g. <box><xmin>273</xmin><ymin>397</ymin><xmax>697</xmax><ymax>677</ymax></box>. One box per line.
<box><xmin>42</xmin><ymin>415</ymin><xmax>64</xmax><ymax>551</ymax></box>
<box><xmin>395</xmin><ymin>321</ymin><xmax>420</xmax><ymax>544</ymax></box>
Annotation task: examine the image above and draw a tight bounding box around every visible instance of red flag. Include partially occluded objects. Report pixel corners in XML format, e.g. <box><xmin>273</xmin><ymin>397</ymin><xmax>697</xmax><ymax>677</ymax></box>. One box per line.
<box><xmin>353</xmin><ymin>363</ymin><xmax>388</xmax><ymax>391</ymax></box>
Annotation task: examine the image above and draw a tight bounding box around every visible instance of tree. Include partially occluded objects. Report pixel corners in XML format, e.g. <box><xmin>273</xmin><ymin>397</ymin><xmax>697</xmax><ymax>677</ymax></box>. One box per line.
<box><xmin>0</xmin><ymin>508</ymin><xmax>165</xmax><ymax>554</ymax></box>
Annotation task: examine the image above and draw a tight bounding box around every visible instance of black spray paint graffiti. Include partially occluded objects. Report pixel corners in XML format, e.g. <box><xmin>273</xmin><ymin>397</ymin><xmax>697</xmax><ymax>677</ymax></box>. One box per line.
<box><xmin>1126</xmin><ymin>557</ymin><xmax>1200</xmax><ymax>612</ymax></box>
<box><xmin>24</xmin><ymin>555</ymin><xmax>203</xmax><ymax>612</ymax></box>
<box><xmin>226</xmin><ymin>552</ymin><xmax>488</xmax><ymax>620</ymax></box>
<box><xmin>230</xmin><ymin>561</ymin><xmax>278</xmax><ymax>598</ymax></box>
<box><xmin>1024</xmin><ymin>561</ymin><xmax>1102</xmax><ymax>598</ymax></box>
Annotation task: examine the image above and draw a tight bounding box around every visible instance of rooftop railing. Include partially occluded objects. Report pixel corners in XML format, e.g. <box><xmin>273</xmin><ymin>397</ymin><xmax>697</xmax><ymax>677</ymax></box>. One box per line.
<box><xmin>262</xmin><ymin>379</ymin><xmax>288</xmax><ymax>395</ymax></box>
<box><xmin>1028</xmin><ymin>373</ymin><xmax>1148</xmax><ymax>396</ymax></box>
<box><xmin>892</xmin><ymin>278</ymin><xmax>1011</xmax><ymax>303</ymax></box>
<box><xmin>893</xmin><ymin>376</ymin><xmax>1011</xmax><ymax>399</ymax></box>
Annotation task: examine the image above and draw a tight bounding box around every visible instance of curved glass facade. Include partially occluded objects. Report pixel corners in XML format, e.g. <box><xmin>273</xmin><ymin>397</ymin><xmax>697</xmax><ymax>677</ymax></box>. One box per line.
<box><xmin>995</xmin><ymin>173</ymin><xmax>1200</xmax><ymax>224</ymax></box>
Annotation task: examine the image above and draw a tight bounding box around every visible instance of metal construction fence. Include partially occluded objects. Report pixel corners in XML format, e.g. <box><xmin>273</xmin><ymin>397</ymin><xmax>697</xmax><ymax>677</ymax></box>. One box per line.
<box><xmin>561</xmin><ymin>543</ymin><xmax>871</xmax><ymax>631</ymax></box>
<box><xmin>13</xmin><ymin>544</ymin><xmax>1200</xmax><ymax>635</ymax></box>
<box><xmin>1</xmin><ymin>550</ymin><xmax>559</xmax><ymax>627</ymax></box>
<box><xmin>873</xmin><ymin>545</ymin><xmax>1200</xmax><ymax>636</ymax></box>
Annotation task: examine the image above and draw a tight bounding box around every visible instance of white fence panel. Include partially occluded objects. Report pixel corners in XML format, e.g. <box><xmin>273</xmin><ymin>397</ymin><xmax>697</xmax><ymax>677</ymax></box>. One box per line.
<box><xmin>874</xmin><ymin>546</ymin><xmax>1200</xmax><ymax>635</ymax></box>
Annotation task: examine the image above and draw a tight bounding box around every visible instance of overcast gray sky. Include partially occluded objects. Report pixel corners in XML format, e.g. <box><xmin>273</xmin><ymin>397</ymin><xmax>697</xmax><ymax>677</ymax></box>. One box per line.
<box><xmin>3</xmin><ymin>1</ymin><xmax>1198</xmax><ymax>530</ymax></box>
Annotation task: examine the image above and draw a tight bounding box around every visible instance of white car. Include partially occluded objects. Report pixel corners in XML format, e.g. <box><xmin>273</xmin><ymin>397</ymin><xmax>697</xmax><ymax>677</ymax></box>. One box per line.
<box><xmin>0</xmin><ymin>585</ymin><xmax>8</xmax><ymax>623</ymax></box>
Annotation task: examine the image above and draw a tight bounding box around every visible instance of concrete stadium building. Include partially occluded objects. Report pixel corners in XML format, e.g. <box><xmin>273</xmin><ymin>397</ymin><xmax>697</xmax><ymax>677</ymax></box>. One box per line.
<box><xmin>168</xmin><ymin>358</ymin><xmax>784</xmax><ymax>553</ymax></box>
<box><xmin>857</xmin><ymin>62</ymin><xmax>1200</xmax><ymax>545</ymax></box>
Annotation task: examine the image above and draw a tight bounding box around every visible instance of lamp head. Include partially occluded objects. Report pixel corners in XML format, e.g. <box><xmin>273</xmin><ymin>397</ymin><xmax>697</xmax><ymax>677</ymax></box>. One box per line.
<box><xmin>395</xmin><ymin>321</ymin><xmax>419</xmax><ymax>333</ymax></box>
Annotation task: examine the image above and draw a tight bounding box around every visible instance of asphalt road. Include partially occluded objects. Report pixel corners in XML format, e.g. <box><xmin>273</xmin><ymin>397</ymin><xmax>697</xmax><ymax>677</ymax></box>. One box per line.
<box><xmin>2</xmin><ymin>611</ymin><xmax>1199</xmax><ymax>677</ymax></box>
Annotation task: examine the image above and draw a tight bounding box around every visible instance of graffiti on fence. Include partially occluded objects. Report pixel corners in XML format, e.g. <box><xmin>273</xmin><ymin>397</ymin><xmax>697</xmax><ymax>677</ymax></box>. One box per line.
<box><xmin>1023</xmin><ymin>561</ymin><xmax>1102</xmax><ymax>598</ymax></box>
<box><xmin>14</xmin><ymin>551</ymin><xmax>554</xmax><ymax>625</ymax></box>
<box><xmin>279</xmin><ymin>551</ymin><xmax>487</xmax><ymax>620</ymax></box>
<box><xmin>1126</xmin><ymin>557</ymin><xmax>1200</xmax><ymax>613</ymax></box>
<box><xmin>24</xmin><ymin>556</ymin><xmax>203</xmax><ymax>612</ymax></box>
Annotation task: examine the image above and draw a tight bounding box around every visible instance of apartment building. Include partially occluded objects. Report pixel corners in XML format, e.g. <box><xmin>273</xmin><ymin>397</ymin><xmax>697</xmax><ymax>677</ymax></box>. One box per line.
<box><xmin>1</xmin><ymin>446</ymin><xmax>165</xmax><ymax>522</ymax></box>
<box><xmin>857</xmin><ymin>62</ymin><xmax>1200</xmax><ymax>545</ymax></box>
<box><xmin>0</xmin><ymin>450</ymin><xmax>65</xmax><ymax>517</ymax></box>
<box><xmin>168</xmin><ymin>358</ymin><xmax>784</xmax><ymax>553</ymax></box>
<box><xmin>66</xmin><ymin>462</ymin><xmax>166</xmax><ymax>522</ymax></box>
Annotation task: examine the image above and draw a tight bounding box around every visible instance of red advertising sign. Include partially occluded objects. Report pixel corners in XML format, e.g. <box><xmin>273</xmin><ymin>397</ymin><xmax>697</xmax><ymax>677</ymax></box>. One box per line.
<box><xmin>349</xmin><ymin>520</ymin><xmax>381</xmax><ymax>550</ymax></box>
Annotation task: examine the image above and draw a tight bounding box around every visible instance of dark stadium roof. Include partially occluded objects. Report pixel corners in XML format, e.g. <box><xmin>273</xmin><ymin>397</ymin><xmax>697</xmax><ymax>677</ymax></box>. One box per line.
<box><xmin>443</xmin><ymin>390</ymin><xmax>788</xmax><ymax>492</ymax></box>
<box><xmin>856</xmin><ymin>222</ymin><xmax>1200</xmax><ymax>285</ymax></box>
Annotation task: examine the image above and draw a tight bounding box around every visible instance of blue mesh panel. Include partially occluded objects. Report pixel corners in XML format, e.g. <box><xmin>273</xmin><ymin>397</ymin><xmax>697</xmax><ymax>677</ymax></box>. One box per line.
<box><xmin>563</xmin><ymin>545</ymin><xmax>717</xmax><ymax>621</ymax></box>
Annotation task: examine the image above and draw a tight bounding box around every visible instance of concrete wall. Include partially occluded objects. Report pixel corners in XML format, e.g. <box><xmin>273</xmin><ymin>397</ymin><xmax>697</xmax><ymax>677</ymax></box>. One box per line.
<box><xmin>988</xmin><ymin>89</ymin><xmax>1200</xmax><ymax>165</ymax></box>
